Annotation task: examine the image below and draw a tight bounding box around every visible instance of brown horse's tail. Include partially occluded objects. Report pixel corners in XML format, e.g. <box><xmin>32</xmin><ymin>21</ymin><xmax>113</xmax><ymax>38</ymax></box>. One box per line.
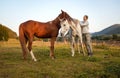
<box><xmin>19</xmin><ymin>24</ymin><xmax>28</xmax><ymax>60</ymax></box>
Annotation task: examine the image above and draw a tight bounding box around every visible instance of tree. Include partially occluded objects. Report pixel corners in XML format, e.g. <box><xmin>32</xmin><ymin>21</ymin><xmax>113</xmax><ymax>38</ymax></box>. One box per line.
<box><xmin>112</xmin><ymin>34</ymin><xmax>118</xmax><ymax>40</ymax></box>
<box><xmin>0</xmin><ymin>24</ymin><xmax>9</xmax><ymax>41</ymax></box>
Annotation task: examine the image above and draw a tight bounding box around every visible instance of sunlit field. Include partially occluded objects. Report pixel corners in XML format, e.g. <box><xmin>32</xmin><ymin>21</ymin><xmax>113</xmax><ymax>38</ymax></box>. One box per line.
<box><xmin>0</xmin><ymin>39</ymin><xmax>120</xmax><ymax>78</ymax></box>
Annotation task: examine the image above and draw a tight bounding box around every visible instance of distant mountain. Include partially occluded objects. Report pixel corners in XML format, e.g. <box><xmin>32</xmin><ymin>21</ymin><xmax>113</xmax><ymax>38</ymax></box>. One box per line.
<box><xmin>0</xmin><ymin>24</ymin><xmax>17</xmax><ymax>39</ymax></box>
<box><xmin>92</xmin><ymin>24</ymin><xmax>120</xmax><ymax>36</ymax></box>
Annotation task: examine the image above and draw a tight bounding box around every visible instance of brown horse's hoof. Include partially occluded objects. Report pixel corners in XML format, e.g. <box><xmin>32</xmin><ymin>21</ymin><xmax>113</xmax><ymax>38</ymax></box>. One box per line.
<box><xmin>22</xmin><ymin>58</ymin><xmax>27</xmax><ymax>62</ymax></box>
<box><xmin>51</xmin><ymin>56</ymin><xmax>56</xmax><ymax>60</ymax></box>
<box><xmin>23</xmin><ymin>57</ymin><xmax>26</xmax><ymax>60</ymax></box>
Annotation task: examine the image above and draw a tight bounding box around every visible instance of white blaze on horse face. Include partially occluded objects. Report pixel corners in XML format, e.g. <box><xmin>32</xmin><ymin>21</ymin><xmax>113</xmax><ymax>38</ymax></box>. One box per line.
<box><xmin>30</xmin><ymin>51</ymin><xmax>37</xmax><ymax>61</ymax></box>
<box><xmin>60</xmin><ymin>20</ymin><xmax>70</xmax><ymax>37</ymax></box>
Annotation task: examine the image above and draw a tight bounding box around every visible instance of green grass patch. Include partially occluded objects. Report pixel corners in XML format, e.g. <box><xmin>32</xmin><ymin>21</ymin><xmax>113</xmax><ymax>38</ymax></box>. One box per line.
<box><xmin>0</xmin><ymin>41</ymin><xmax>120</xmax><ymax>78</ymax></box>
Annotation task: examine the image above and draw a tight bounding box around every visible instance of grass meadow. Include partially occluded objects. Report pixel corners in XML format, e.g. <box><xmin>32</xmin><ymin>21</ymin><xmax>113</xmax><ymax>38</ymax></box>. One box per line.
<box><xmin>0</xmin><ymin>39</ymin><xmax>120</xmax><ymax>78</ymax></box>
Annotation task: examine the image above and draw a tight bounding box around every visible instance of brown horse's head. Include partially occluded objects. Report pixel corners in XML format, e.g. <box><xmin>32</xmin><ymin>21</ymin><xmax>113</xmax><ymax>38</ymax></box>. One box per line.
<box><xmin>58</xmin><ymin>10</ymin><xmax>72</xmax><ymax>22</ymax></box>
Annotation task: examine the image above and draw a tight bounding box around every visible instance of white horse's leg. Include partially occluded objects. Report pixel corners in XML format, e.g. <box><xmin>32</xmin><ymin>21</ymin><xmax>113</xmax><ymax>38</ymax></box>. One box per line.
<box><xmin>30</xmin><ymin>50</ymin><xmax>37</xmax><ymax>61</ymax></box>
<box><xmin>79</xmin><ymin>35</ymin><xmax>86</xmax><ymax>56</ymax></box>
<box><xmin>71</xmin><ymin>36</ymin><xmax>75</xmax><ymax>57</ymax></box>
<box><xmin>77</xmin><ymin>38</ymin><xmax>81</xmax><ymax>54</ymax></box>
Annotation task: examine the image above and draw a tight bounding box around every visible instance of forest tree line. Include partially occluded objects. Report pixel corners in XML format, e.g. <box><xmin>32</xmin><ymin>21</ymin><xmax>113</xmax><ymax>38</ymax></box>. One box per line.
<box><xmin>0</xmin><ymin>24</ymin><xmax>17</xmax><ymax>41</ymax></box>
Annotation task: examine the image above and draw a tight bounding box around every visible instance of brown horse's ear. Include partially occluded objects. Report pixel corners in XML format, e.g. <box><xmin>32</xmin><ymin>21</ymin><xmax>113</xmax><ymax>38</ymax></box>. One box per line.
<box><xmin>61</xmin><ymin>10</ymin><xmax>64</xmax><ymax>13</ymax></box>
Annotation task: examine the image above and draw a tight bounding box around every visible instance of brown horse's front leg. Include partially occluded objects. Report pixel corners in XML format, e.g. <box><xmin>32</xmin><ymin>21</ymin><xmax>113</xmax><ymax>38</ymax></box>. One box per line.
<box><xmin>50</xmin><ymin>37</ymin><xmax>56</xmax><ymax>59</ymax></box>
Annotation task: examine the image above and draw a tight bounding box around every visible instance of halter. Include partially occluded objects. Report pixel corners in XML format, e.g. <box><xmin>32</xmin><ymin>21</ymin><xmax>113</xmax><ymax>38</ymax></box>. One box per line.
<box><xmin>58</xmin><ymin>17</ymin><xmax>65</xmax><ymax>22</ymax></box>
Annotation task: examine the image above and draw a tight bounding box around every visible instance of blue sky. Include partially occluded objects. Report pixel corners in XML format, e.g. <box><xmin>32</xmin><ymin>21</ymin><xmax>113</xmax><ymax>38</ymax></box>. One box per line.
<box><xmin>0</xmin><ymin>0</ymin><xmax>120</xmax><ymax>35</ymax></box>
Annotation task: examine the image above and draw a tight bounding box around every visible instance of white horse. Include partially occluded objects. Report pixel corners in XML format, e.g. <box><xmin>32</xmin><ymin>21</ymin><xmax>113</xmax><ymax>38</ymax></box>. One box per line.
<box><xmin>59</xmin><ymin>19</ymin><xmax>85</xmax><ymax>56</ymax></box>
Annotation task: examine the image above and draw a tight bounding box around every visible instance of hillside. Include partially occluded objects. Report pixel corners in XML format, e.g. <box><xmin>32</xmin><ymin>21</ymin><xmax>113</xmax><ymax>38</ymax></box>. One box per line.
<box><xmin>92</xmin><ymin>24</ymin><xmax>120</xmax><ymax>36</ymax></box>
<box><xmin>0</xmin><ymin>24</ymin><xmax>17</xmax><ymax>39</ymax></box>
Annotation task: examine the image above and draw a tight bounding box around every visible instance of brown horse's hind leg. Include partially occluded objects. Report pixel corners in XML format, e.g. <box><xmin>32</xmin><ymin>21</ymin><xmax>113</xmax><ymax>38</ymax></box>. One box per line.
<box><xmin>23</xmin><ymin>38</ymin><xmax>28</xmax><ymax>60</ymax></box>
<box><xmin>28</xmin><ymin>37</ymin><xmax>37</xmax><ymax>61</ymax></box>
<box><xmin>50</xmin><ymin>37</ymin><xmax>56</xmax><ymax>59</ymax></box>
<box><xmin>19</xmin><ymin>35</ymin><xmax>28</xmax><ymax>60</ymax></box>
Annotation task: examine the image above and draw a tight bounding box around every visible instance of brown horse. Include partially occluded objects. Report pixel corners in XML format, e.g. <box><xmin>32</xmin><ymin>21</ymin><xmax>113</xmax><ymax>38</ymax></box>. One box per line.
<box><xmin>19</xmin><ymin>10</ymin><xmax>71</xmax><ymax>61</ymax></box>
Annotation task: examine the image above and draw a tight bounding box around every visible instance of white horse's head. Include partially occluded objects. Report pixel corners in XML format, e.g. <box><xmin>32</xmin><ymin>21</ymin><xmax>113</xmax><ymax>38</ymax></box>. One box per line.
<box><xmin>59</xmin><ymin>19</ymin><xmax>71</xmax><ymax>37</ymax></box>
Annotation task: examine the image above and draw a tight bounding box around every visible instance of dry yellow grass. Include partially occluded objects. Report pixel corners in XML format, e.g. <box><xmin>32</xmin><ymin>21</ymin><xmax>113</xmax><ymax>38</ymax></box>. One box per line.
<box><xmin>0</xmin><ymin>39</ymin><xmax>120</xmax><ymax>78</ymax></box>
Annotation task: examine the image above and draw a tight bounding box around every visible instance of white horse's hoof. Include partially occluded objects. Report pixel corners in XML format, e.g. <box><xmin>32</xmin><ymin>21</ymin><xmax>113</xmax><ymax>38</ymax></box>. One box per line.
<box><xmin>32</xmin><ymin>58</ymin><xmax>37</xmax><ymax>62</ymax></box>
<box><xmin>72</xmin><ymin>55</ymin><xmax>74</xmax><ymax>57</ymax></box>
<box><xmin>34</xmin><ymin>59</ymin><xmax>37</xmax><ymax>62</ymax></box>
